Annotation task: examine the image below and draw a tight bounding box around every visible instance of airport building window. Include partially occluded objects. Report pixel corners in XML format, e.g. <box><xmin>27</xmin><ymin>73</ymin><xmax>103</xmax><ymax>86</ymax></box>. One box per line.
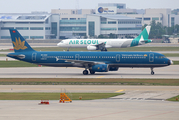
<box><xmin>101</xmin><ymin>28</ymin><xmax>117</xmax><ymax>30</ymax></box>
<box><xmin>23</xmin><ymin>36</ymin><xmax>29</xmax><ymax>39</ymax></box>
<box><xmin>30</xmin><ymin>27</ymin><xmax>43</xmax><ymax>30</ymax></box>
<box><xmin>1</xmin><ymin>27</ymin><xmax>14</xmax><ymax>30</ymax></box>
<box><xmin>70</xmin><ymin>18</ymin><xmax>76</xmax><ymax>20</ymax></box>
<box><xmin>60</xmin><ymin>26</ymin><xmax>86</xmax><ymax>31</ymax></box>
<box><xmin>1</xmin><ymin>36</ymin><xmax>11</xmax><ymax>39</ymax></box>
<box><xmin>152</xmin><ymin>17</ymin><xmax>159</xmax><ymax>20</ymax></box>
<box><xmin>62</xmin><ymin>18</ymin><xmax>68</xmax><ymax>20</ymax></box>
<box><xmin>101</xmin><ymin>22</ymin><xmax>106</xmax><ymax>24</ymax></box>
<box><xmin>60</xmin><ymin>19</ymin><xmax>86</xmax><ymax>24</ymax></box>
<box><xmin>118</xmin><ymin>27</ymin><xmax>141</xmax><ymax>30</ymax></box>
<box><xmin>45</xmin><ymin>27</ymin><xmax>50</xmax><ymax>30</ymax></box>
<box><xmin>16</xmin><ymin>27</ymin><xmax>29</xmax><ymax>30</ymax></box>
<box><xmin>88</xmin><ymin>21</ymin><xmax>95</xmax><ymax>36</ymax></box>
<box><xmin>144</xmin><ymin>18</ymin><xmax>151</xmax><ymax>20</ymax></box>
<box><xmin>30</xmin><ymin>36</ymin><xmax>44</xmax><ymax>39</ymax></box>
<box><xmin>118</xmin><ymin>20</ymin><xmax>141</xmax><ymax>24</ymax></box>
<box><xmin>108</xmin><ymin>21</ymin><xmax>116</xmax><ymax>24</ymax></box>
<box><xmin>171</xmin><ymin>17</ymin><xmax>175</xmax><ymax>26</ymax></box>
<box><xmin>51</xmin><ymin>22</ymin><xmax>57</xmax><ymax>39</ymax></box>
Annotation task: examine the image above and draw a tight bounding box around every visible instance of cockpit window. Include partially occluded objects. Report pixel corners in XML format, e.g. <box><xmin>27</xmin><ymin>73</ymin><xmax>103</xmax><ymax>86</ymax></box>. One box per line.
<box><xmin>60</xmin><ymin>41</ymin><xmax>64</xmax><ymax>43</ymax></box>
<box><xmin>159</xmin><ymin>56</ymin><xmax>165</xmax><ymax>59</ymax></box>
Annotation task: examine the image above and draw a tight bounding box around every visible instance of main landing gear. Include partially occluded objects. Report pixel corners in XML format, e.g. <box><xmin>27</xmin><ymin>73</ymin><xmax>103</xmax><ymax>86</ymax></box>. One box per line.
<box><xmin>83</xmin><ymin>69</ymin><xmax>95</xmax><ymax>75</ymax></box>
<box><xmin>151</xmin><ymin>67</ymin><xmax>155</xmax><ymax>75</ymax></box>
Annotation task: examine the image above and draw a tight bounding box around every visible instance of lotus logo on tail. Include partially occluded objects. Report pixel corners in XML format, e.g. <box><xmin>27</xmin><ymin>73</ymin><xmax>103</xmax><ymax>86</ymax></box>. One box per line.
<box><xmin>13</xmin><ymin>37</ymin><xmax>27</xmax><ymax>50</ymax></box>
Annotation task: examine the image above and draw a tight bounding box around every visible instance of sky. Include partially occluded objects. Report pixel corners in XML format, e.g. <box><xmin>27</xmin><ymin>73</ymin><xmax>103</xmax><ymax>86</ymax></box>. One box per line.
<box><xmin>0</xmin><ymin>0</ymin><xmax>178</xmax><ymax>13</ymax></box>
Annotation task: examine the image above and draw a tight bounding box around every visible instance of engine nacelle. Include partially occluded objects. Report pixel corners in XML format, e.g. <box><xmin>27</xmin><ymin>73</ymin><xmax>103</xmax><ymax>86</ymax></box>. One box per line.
<box><xmin>91</xmin><ymin>64</ymin><xmax>108</xmax><ymax>72</ymax></box>
<box><xmin>108</xmin><ymin>67</ymin><xmax>119</xmax><ymax>71</ymax></box>
<box><xmin>87</xmin><ymin>45</ymin><xmax>97</xmax><ymax>50</ymax></box>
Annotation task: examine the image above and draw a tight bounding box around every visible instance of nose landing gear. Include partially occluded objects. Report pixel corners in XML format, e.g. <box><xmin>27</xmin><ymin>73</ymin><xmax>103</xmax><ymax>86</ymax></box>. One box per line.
<box><xmin>151</xmin><ymin>68</ymin><xmax>155</xmax><ymax>75</ymax></box>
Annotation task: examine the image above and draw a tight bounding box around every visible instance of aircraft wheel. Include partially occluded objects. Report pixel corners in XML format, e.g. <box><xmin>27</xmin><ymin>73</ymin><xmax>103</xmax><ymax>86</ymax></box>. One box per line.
<box><xmin>89</xmin><ymin>70</ymin><xmax>95</xmax><ymax>74</ymax></box>
<box><xmin>83</xmin><ymin>70</ymin><xmax>88</xmax><ymax>75</ymax></box>
<box><xmin>151</xmin><ymin>71</ymin><xmax>154</xmax><ymax>75</ymax></box>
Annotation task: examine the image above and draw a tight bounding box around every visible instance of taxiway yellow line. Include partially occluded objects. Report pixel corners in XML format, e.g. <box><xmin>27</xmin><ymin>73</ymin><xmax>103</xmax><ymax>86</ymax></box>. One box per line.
<box><xmin>96</xmin><ymin>76</ymin><xmax>105</xmax><ymax>78</ymax></box>
<box><xmin>115</xmin><ymin>89</ymin><xmax>125</xmax><ymax>92</ymax></box>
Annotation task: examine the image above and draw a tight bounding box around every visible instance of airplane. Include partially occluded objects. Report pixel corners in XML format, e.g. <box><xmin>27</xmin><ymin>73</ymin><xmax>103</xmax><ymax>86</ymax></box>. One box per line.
<box><xmin>57</xmin><ymin>26</ymin><xmax>152</xmax><ymax>51</ymax></box>
<box><xmin>7</xmin><ymin>29</ymin><xmax>172</xmax><ymax>75</ymax></box>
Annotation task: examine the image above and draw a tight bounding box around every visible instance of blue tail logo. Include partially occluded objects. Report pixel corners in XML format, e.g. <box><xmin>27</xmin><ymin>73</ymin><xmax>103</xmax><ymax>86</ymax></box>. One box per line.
<box><xmin>9</xmin><ymin>29</ymin><xmax>35</xmax><ymax>52</ymax></box>
<box><xmin>13</xmin><ymin>37</ymin><xmax>27</xmax><ymax>50</ymax></box>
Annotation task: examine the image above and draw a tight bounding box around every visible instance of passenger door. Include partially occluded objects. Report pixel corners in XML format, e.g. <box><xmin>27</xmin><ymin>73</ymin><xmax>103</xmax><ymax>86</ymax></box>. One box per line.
<box><xmin>75</xmin><ymin>54</ymin><xmax>80</xmax><ymax>60</ymax></box>
<box><xmin>32</xmin><ymin>52</ymin><xmax>37</xmax><ymax>61</ymax></box>
<box><xmin>149</xmin><ymin>53</ymin><xmax>154</xmax><ymax>62</ymax></box>
<box><xmin>116</xmin><ymin>54</ymin><xmax>120</xmax><ymax>62</ymax></box>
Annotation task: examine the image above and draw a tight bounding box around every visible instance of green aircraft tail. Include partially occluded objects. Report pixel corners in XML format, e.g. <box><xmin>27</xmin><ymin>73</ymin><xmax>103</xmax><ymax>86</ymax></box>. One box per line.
<box><xmin>131</xmin><ymin>26</ymin><xmax>152</xmax><ymax>47</ymax></box>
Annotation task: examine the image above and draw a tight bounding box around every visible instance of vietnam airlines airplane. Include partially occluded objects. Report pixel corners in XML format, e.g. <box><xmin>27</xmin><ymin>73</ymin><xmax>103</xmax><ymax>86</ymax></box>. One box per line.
<box><xmin>57</xmin><ymin>26</ymin><xmax>152</xmax><ymax>51</ymax></box>
<box><xmin>7</xmin><ymin>29</ymin><xmax>172</xmax><ymax>75</ymax></box>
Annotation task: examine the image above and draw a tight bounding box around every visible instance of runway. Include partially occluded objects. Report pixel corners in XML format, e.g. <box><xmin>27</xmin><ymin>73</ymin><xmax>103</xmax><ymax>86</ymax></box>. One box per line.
<box><xmin>0</xmin><ymin>85</ymin><xmax>179</xmax><ymax>120</ymax></box>
<box><xmin>0</xmin><ymin>65</ymin><xmax>178</xmax><ymax>78</ymax></box>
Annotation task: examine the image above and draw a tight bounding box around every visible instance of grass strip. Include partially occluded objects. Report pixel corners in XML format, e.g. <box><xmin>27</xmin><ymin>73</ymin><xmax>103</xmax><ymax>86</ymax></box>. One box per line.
<box><xmin>0</xmin><ymin>60</ymin><xmax>179</xmax><ymax>68</ymax></box>
<box><xmin>163</xmin><ymin>53</ymin><xmax>179</xmax><ymax>57</ymax></box>
<box><xmin>0</xmin><ymin>54</ymin><xmax>6</xmax><ymax>57</ymax></box>
<box><xmin>0</xmin><ymin>92</ymin><xmax>123</xmax><ymax>100</ymax></box>
<box><xmin>173</xmin><ymin>61</ymin><xmax>179</xmax><ymax>65</ymax></box>
<box><xmin>0</xmin><ymin>78</ymin><xmax>179</xmax><ymax>86</ymax></box>
<box><xmin>167</xmin><ymin>95</ymin><xmax>179</xmax><ymax>102</ymax></box>
<box><xmin>0</xmin><ymin>61</ymin><xmax>38</xmax><ymax>67</ymax></box>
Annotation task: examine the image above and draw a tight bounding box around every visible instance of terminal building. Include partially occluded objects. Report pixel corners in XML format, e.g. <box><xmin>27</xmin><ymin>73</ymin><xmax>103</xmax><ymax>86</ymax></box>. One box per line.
<box><xmin>0</xmin><ymin>13</ymin><xmax>60</xmax><ymax>40</ymax></box>
<box><xmin>0</xmin><ymin>3</ymin><xmax>179</xmax><ymax>40</ymax></box>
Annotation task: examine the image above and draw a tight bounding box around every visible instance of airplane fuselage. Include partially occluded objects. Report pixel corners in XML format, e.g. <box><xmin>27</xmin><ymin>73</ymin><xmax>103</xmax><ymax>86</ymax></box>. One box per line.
<box><xmin>57</xmin><ymin>39</ymin><xmax>148</xmax><ymax>48</ymax></box>
<box><xmin>8</xmin><ymin>51</ymin><xmax>171</xmax><ymax>68</ymax></box>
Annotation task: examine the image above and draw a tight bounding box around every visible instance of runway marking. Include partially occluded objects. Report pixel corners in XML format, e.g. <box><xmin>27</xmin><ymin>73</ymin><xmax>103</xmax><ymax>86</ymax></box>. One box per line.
<box><xmin>96</xmin><ymin>76</ymin><xmax>105</xmax><ymax>78</ymax></box>
<box><xmin>115</xmin><ymin>89</ymin><xmax>124</xmax><ymax>92</ymax></box>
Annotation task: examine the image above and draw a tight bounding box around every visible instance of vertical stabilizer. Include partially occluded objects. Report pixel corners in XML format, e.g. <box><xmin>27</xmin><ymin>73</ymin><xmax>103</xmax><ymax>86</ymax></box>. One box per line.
<box><xmin>9</xmin><ymin>29</ymin><xmax>35</xmax><ymax>52</ymax></box>
<box><xmin>130</xmin><ymin>26</ymin><xmax>151</xmax><ymax>47</ymax></box>
<box><xmin>136</xmin><ymin>26</ymin><xmax>151</xmax><ymax>40</ymax></box>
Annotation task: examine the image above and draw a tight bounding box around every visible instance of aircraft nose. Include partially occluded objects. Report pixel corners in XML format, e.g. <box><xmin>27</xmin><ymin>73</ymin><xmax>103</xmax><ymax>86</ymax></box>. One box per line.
<box><xmin>170</xmin><ymin>60</ymin><xmax>173</xmax><ymax>65</ymax></box>
<box><xmin>168</xmin><ymin>60</ymin><xmax>173</xmax><ymax>65</ymax></box>
<box><xmin>57</xmin><ymin>43</ymin><xmax>61</xmax><ymax>46</ymax></box>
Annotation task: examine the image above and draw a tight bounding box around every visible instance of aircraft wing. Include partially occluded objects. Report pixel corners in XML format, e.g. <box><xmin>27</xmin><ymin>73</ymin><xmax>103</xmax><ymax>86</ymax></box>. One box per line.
<box><xmin>87</xmin><ymin>42</ymin><xmax>107</xmax><ymax>51</ymax></box>
<box><xmin>61</xmin><ymin>59</ymin><xmax>105</xmax><ymax>66</ymax></box>
<box><xmin>94</xmin><ymin>42</ymin><xmax>106</xmax><ymax>49</ymax></box>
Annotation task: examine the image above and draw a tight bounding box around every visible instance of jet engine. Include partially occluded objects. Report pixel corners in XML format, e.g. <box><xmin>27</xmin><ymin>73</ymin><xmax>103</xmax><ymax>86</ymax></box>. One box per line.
<box><xmin>108</xmin><ymin>67</ymin><xmax>119</xmax><ymax>71</ymax></box>
<box><xmin>87</xmin><ymin>45</ymin><xmax>97</xmax><ymax>50</ymax></box>
<box><xmin>91</xmin><ymin>64</ymin><xmax>108</xmax><ymax>72</ymax></box>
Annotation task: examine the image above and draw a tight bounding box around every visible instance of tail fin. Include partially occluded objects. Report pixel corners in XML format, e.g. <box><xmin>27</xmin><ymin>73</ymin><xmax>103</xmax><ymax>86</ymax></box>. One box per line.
<box><xmin>136</xmin><ymin>26</ymin><xmax>151</xmax><ymax>40</ymax></box>
<box><xmin>9</xmin><ymin>29</ymin><xmax>35</xmax><ymax>52</ymax></box>
<box><xmin>131</xmin><ymin>26</ymin><xmax>152</xmax><ymax>47</ymax></box>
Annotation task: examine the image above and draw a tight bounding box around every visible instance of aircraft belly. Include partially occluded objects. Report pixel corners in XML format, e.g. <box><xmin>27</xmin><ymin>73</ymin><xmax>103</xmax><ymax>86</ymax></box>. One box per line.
<box><xmin>109</xmin><ymin>64</ymin><xmax>168</xmax><ymax>67</ymax></box>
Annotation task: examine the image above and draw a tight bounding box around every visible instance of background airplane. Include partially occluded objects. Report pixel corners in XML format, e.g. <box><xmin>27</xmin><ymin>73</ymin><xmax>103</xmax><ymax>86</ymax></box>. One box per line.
<box><xmin>57</xmin><ymin>26</ymin><xmax>152</xmax><ymax>51</ymax></box>
<box><xmin>7</xmin><ymin>29</ymin><xmax>172</xmax><ymax>75</ymax></box>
